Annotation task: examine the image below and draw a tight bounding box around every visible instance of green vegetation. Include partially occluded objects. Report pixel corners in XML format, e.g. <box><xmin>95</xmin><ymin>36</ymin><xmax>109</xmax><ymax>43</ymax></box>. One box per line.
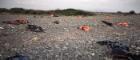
<box><xmin>129</xmin><ymin>10</ymin><xmax>136</xmax><ymax>14</ymax></box>
<box><xmin>116</xmin><ymin>10</ymin><xmax>136</xmax><ymax>15</ymax></box>
<box><xmin>0</xmin><ymin>8</ymin><xmax>95</xmax><ymax>16</ymax></box>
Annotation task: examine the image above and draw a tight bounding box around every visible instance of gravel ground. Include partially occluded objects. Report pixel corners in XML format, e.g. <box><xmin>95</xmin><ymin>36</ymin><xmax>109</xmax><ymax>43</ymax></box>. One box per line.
<box><xmin>0</xmin><ymin>14</ymin><xmax>140</xmax><ymax>60</ymax></box>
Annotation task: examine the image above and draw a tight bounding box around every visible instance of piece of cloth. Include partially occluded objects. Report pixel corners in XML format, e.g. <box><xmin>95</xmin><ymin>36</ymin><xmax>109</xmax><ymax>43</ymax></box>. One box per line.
<box><xmin>27</xmin><ymin>25</ymin><xmax>44</xmax><ymax>32</ymax></box>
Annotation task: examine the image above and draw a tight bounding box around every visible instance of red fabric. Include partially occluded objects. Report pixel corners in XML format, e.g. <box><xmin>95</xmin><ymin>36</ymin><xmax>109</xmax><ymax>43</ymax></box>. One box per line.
<box><xmin>80</xmin><ymin>25</ymin><xmax>90</xmax><ymax>31</ymax></box>
<box><xmin>116</xmin><ymin>22</ymin><xmax>128</xmax><ymax>27</ymax></box>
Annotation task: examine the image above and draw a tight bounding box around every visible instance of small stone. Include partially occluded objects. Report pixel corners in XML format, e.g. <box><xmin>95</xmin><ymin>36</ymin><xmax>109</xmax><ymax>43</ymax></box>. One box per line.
<box><xmin>0</xmin><ymin>27</ymin><xmax>4</xmax><ymax>29</ymax></box>
<box><xmin>65</xmin><ymin>43</ymin><xmax>69</xmax><ymax>45</ymax></box>
<box><xmin>53</xmin><ymin>21</ymin><xmax>59</xmax><ymax>24</ymax></box>
<box><xmin>64</xmin><ymin>28</ymin><xmax>67</xmax><ymax>30</ymax></box>
<box><xmin>131</xmin><ymin>45</ymin><xmax>136</xmax><ymax>48</ymax></box>
<box><xmin>4</xmin><ymin>43</ymin><xmax>10</xmax><ymax>47</ymax></box>
<box><xmin>32</xmin><ymin>36</ymin><xmax>39</xmax><ymax>41</ymax></box>
<box><xmin>91</xmin><ymin>53</ymin><xmax>95</xmax><ymax>56</ymax></box>
<box><xmin>55</xmin><ymin>55</ymin><xmax>59</xmax><ymax>57</ymax></box>
<box><xmin>62</xmin><ymin>46</ymin><xmax>68</xmax><ymax>50</ymax></box>
<box><xmin>136</xmin><ymin>47</ymin><xmax>140</xmax><ymax>50</ymax></box>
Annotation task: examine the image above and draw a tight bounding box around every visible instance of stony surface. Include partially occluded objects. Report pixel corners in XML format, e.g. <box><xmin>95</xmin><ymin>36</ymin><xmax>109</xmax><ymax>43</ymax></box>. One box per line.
<box><xmin>0</xmin><ymin>14</ymin><xmax>140</xmax><ymax>60</ymax></box>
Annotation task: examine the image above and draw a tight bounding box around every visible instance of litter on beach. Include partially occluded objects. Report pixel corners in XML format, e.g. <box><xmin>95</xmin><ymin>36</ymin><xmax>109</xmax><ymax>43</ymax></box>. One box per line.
<box><xmin>102</xmin><ymin>21</ymin><xmax>113</xmax><ymax>27</ymax></box>
<box><xmin>27</xmin><ymin>24</ymin><xmax>44</xmax><ymax>32</ymax></box>
<box><xmin>2</xmin><ymin>19</ymin><xmax>29</xmax><ymax>25</ymax></box>
<box><xmin>79</xmin><ymin>25</ymin><xmax>90</xmax><ymax>32</ymax></box>
<box><xmin>115</xmin><ymin>22</ymin><xmax>129</xmax><ymax>27</ymax></box>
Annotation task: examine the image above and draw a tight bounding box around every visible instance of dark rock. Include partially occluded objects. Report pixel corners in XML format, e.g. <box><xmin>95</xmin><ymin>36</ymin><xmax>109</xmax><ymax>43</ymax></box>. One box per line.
<box><xmin>6</xmin><ymin>54</ymin><xmax>29</xmax><ymax>60</ymax></box>
<box><xmin>53</xmin><ymin>21</ymin><xmax>60</xmax><ymax>24</ymax></box>
<box><xmin>128</xmin><ymin>53</ymin><xmax>140</xmax><ymax>60</ymax></box>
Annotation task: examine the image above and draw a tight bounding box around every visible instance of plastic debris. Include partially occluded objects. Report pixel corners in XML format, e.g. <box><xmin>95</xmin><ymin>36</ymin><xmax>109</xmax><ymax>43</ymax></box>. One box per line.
<box><xmin>6</xmin><ymin>54</ymin><xmax>29</xmax><ymax>60</ymax></box>
<box><xmin>2</xmin><ymin>20</ymin><xmax>29</xmax><ymax>25</ymax></box>
<box><xmin>116</xmin><ymin>22</ymin><xmax>129</xmax><ymax>27</ymax></box>
<box><xmin>27</xmin><ymin>25</ymin><xmax>44</xmax><ymax>32</ymax></box>
<box><xmin>102</xmin><ymin>21</ymin><xmax>113</xmax><ymax>27</ymax></box>
<box><xmin>79</xmin><ymin>25</ymin><xmax>90</xmax><ymax>32</ymax></box>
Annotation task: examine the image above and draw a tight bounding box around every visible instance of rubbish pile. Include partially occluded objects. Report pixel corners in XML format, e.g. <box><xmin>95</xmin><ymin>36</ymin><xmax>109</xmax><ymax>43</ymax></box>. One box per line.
<box><xmin>96</xmin><ymin>40</ymin><xmax>140</xmax><ymax>60</ymax></box>
<box><xmin>27</xmin><ymin>25</ymin><xmax>44</xmax><ymax>32</ymax></box>
<box><xmin>102</xmin><ymin>21</ymin><xmax>129</xmax><ymax>27</ymax></box>
<box><xmin>2</xmin><ymin>20</ymin><xmax>29</xmax><ymax>25</ymax></box>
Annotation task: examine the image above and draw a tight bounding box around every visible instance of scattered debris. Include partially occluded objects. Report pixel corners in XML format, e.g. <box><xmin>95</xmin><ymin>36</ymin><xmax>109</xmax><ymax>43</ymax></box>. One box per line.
<box><xmin>2</xmin><ymin>20</ymin><xmax>29</xmax><ymax>25</ymax></box>
<box><xmin>96</xmin><ymin>40</ymin><xmax>140</xmax><ymax>60</ymax></box>
<box><xmin>6</xmin><ymin>54</ymin><xmax>29</xmax><ymax>60</ymax></box>
<box><xmin>0</xmin><ymin>27</ymin><xmax>4</xmax><ymax>29</ymax></box>
<box><xmin>79</xmin><ymin>25</ymin><xmax>90</xmax><ymax>32</ymax></box>
<box><xmin>27</xmin><ymin>25</ymin><xmax>44</xmax><ymax>32</ymax></box>
<box><xmin>116</xmin><ymin>22</ymin><xmax>129</xmax><ymax>27</ymax></box>
<box><xmin>102</xmin><ymin>21</ymin><xmax>113</xmax><ymax>27</ymax></box>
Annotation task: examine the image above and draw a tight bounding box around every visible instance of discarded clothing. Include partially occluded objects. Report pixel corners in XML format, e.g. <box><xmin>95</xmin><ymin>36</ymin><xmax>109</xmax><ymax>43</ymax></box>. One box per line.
<box><xmin>2</xmin><ymin>20</ymin><xmax>29</xmax><ymax>25</ymax></box>
<box><xmin>97</xmin><ymin>41</ymin><xmax>129</xmax><ymax>59</ymax></box>
<box><xmin>116</xmin><ymin>22</ymin><xmax>129</xmax><ymax>27</ymax></box>
<box><xmin>97</xmin><ymin>40</ymin><xmax>129</xmax><ymax>55</ymax></box>
<box><xmin>6</xmin><ymin>54</ymin><xmax>29</xmax><ymax>60</ymax></box>
<box><xmin>79</xmin><ymin>25</ymin><xmax>90</xmax><ymax>32</ymax></box>
<box><xmin>97</xmin><ymin>40</ymin><xmax>140</xmax><ymax>60</ymax></box>
<box><xmin>102</xmin><ymin>21</ymin><xmax>113</xmax><ymax>27</ymax></box>
<box><xmin>27</xmin><ymin>25</ymin><xmax>44</xmax><ymax>32</ymax></box>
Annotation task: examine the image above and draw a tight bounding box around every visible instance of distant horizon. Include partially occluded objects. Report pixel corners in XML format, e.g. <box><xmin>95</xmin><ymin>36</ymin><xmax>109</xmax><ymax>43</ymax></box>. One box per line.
<box><xmin>0</xmin><ymin>0</ymin><xmax>140</xmax><ymax>13</ymax></box>
<box><xmin>0</xmin><ymin>7</ymin><xmax>139</xmax><ymax>13</ymax></box>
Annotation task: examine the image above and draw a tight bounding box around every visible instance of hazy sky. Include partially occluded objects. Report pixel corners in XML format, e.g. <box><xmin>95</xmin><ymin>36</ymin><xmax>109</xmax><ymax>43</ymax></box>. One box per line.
<box><xmin>0</xmin><ymin>0</ymin><xmax>140</xmax><ymax>12</ymax></box>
